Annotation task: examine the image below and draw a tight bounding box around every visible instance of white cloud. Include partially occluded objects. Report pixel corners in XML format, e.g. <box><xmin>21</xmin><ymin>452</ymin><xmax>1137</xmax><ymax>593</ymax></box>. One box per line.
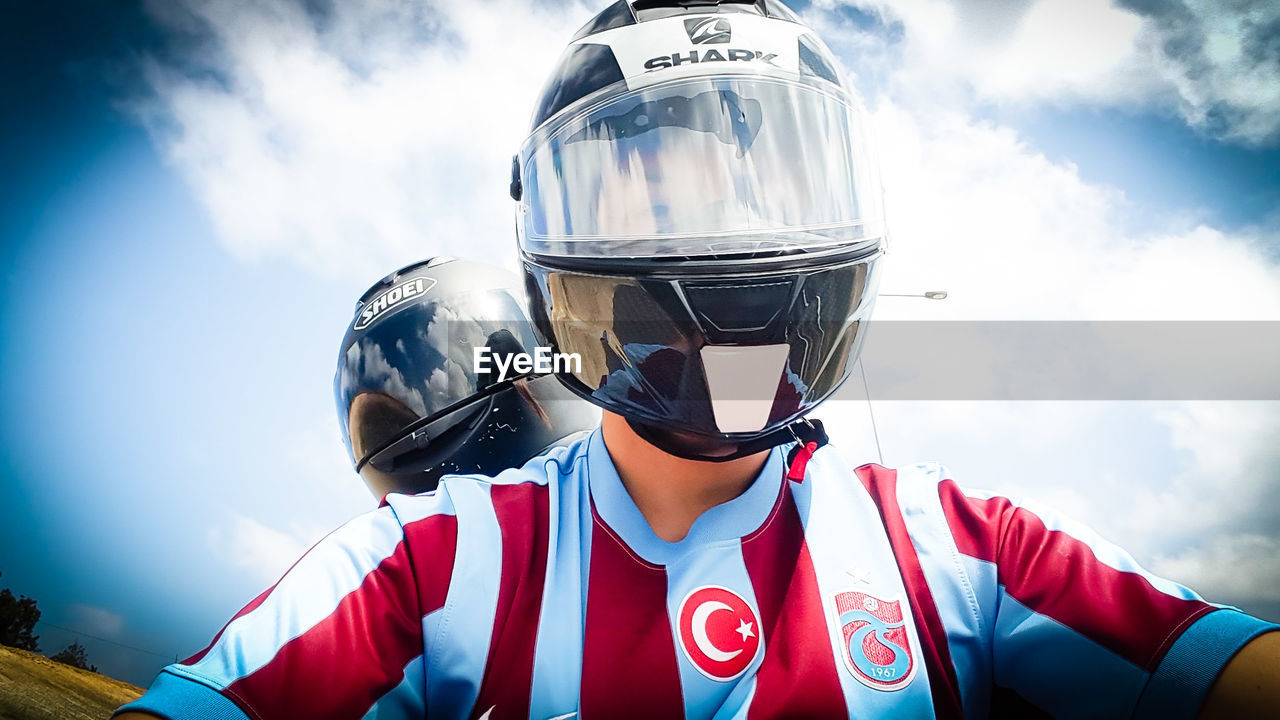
<box><xmin>280</xmin><ymin>413</ymin><xmax>378</xmax><ymax>509</ymax></box>
<box><xmin>1145</xmin><ymin>402</ymin><xmax>1280</xmax><ymax>542</ymax></box>
<box><xmin>1152</xmin><ymin>534</ymin><xmax>1280</xmax><ymax>603</ymax></box>
<box><xmin>208</xmin><ymin>513</ymin><xmax>321</xmax><ymax>587</ymax></box>
<box><xmin>869</xmin><ymin>99</ymin><xmax>1280</xmax><ymax>321</ymax></box>
<box><xmin>358</xmin><ymin>338</ymin><xmax>428</xmax><ymax>416</ymax></box>
<box><xmin>815</xmin><ymin>0</ymin><xmax>1151</xmax><ymax>109</ymax></box>
<box><xmin>990</xmin><ymin>0</ymin><xmax>1145</xmax><ymax>100</ymax></box>
<box><xmin>1127</xmin><ymin>0</ymin><xmax>1280</xmax><ymax>146</ymax></box>
<box><xmin>813</xmin><ymin>0</ymin><xmax>1280</xmax><ymax>145</ymax></box>
<box><xmin>139</xmin><ymin>0</ymin><xmax>594</xmax><ymax>275</ymax></box>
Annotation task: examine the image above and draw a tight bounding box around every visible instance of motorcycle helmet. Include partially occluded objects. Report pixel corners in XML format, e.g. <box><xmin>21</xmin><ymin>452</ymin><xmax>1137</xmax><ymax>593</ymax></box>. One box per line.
<box><xmin>511</xmin><ymin>0</ymin><xmax>883</xmax><ymax>460</ymax></box>
<box><xmin>335</xmin><ymin>257</ymin><xmax>600</xmax><ymax>499</ymax></box>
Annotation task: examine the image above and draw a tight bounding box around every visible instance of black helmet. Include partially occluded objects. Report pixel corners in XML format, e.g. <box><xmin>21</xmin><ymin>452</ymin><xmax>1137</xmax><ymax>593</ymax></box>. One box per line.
<box><xmin>335</xmin><ymin>257</ymin><xmax>599</xmax><ymax>499</ymax></box>
<box><xmin>510</xmin><ymin>0</ymin><xmax>883</xmax><ymax>460</ymax></box>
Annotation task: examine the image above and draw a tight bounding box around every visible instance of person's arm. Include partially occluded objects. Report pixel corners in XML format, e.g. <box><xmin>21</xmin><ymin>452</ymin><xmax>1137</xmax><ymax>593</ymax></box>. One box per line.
<box><xmin>1198</xmin><ymin>630</ymin><xmax>1280</xmax><ymax>719</ymax></box>
<box><xmin>933</xmin><ymin>478</ymin><xmax>1278</xmax><ymax>719</ymax></box>
<box><xmin>112</xmin><ymin>492</ymin><xmax>459</xmax><ymax>720</ymax></box>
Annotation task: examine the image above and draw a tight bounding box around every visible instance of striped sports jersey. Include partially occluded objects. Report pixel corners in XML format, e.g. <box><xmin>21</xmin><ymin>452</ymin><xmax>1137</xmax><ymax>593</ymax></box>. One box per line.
<box><xmin>119</xmin><ymin>429</ymin><xmax>1275</xmax><ymax>720</ymax></box>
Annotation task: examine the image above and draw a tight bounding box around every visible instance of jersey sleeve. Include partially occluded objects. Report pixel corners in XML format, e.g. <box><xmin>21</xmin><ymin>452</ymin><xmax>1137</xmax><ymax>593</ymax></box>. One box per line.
<box><xmin>114</xmin><ymin>490</ymin><xmax>459</xmax><ymax>720</ymax></box>
<box><xmin>935</xmin><ymin>477</ymin><xmax>1278</xmax><ymax>720</ymax></box>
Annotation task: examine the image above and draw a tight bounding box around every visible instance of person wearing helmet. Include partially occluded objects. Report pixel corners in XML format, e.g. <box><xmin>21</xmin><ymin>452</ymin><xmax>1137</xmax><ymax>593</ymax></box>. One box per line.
<box><xmin>513</xmin><ymin>0</ymin><xmax>881</xmax><ymax>462</ymax></box>
<box><xmin>117</xmin><ymin>3</ymin><xmax>1277</xmax><ymax>719</ymax></box>
<box><xmin>334</xmin><ymin>257</ymin><xmax>599</xmax><ymax>500</ymax></box>
<box><xmin>507</xmin><ymin>3</ymin><xmax>1279</xmax><ymax>718</ymax></box>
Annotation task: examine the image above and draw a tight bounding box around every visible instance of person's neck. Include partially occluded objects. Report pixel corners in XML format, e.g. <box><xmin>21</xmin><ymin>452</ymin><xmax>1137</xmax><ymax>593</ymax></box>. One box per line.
<box><xmin>600</xmin><ymin>411</ymin><xmax>771</xmax><ymax>543</ymax></box>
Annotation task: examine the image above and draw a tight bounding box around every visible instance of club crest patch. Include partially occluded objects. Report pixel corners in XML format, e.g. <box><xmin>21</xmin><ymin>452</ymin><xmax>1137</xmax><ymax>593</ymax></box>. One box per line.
<box><xmin>677</xmin><ymin>585</ymin><xmax>762</xmax><ymax>681</ymax></box>
<box><xmin>834</xmin><ymin>591</ymin><xmax>916</xmax><ymax>690</ymax></box>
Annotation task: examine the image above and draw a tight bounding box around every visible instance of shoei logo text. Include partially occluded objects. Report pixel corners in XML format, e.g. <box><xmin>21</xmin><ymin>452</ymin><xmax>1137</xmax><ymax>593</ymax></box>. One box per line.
<box><xmin>355</xmin><ymin>277</ymin><xmax>435</xmax><ymax>331</ymax></box>
<box><xmin>473</xmin><ymin>346</ymin><xmax>582</xmax><ymax>383</ymax></box>
<box><xmin>685</xmin><ymin>17</ymin><xmax>731</xmax><ymax>45</ymax></box>
<box><xmin>644</xmin><ymin>48</ymin><xmax>778</xmax><ymax>71</ymax></box>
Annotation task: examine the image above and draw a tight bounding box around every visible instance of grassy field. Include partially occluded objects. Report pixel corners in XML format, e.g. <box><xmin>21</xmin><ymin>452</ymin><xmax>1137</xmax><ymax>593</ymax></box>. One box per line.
<box><xmin>0</xmin><ymin>645</ymin><xmax>141</xmax><ymax>720</ymax></box>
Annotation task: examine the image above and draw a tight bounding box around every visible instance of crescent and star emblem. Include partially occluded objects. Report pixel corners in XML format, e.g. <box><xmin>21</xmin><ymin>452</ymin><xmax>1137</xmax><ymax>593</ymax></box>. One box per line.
<box><xmin>677</xmin><ymin>585</ymin><xmax>762</xmax><ymax>681</ymax></box>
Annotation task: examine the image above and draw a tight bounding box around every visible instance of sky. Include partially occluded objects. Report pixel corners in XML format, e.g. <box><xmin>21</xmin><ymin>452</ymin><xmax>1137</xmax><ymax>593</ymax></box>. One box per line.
<box><xmin>1</xmin><ymin>0</ymin><xmax>1279</xmax><ymax>687</ymax></box>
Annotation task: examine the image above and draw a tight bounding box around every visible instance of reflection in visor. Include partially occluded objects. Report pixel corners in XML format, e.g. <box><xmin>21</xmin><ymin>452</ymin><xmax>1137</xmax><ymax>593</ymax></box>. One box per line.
<box><xmin>564</xmin><ymin>89</ymin><xmax>764</xmax><ymax>159</ymax></box>
<box><xmin>524</xmin><ymin>257</ymin><xmax>876</xmax><ymax>437</ymax></box>
<box><xmin>348</xmin><ymin>391</ymin><xmax>420</xmax><ymax>462</ymax></box>
<box><xmin>336</xmin><ymin>290</ymin><xmax>540</xmax><ymax>465</ymax></box>
<box><xmin>521</xmin><ymin>77</ymin><xmax>882</xmax><ymax>259</ymax></box>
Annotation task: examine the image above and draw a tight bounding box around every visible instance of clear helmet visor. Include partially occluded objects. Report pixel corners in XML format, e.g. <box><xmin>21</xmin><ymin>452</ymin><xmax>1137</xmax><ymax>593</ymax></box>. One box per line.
<box><xmin>519</xmin><ymin>75</ymin><xmax>884</xmax><ymax>259</ymax></box>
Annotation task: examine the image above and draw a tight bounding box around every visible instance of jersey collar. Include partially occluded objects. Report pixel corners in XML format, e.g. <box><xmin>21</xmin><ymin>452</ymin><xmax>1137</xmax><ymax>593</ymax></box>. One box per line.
<box><xmin>585</xmin><ymin>427</ymin><xmax>788</xmax><ymax>566</ymax></box>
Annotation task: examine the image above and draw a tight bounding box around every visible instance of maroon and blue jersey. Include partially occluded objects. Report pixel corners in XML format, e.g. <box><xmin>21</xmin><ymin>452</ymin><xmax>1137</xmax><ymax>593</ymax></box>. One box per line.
<box><xmin>119</xmin><ymin>430</ymin><xmax>1275</xmax><ymax>719</ymax></box>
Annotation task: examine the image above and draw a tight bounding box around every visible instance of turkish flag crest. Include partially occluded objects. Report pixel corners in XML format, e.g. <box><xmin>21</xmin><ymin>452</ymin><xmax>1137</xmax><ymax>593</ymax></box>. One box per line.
<box><xmin>835</xmin><ymin>591</ymin><xmax>916</xmax><ymax>690</ymax></box>
<box><xmin>677</xmin><ymin>585</ymin><xmax>762</xmax><ymax>681</ymax></box>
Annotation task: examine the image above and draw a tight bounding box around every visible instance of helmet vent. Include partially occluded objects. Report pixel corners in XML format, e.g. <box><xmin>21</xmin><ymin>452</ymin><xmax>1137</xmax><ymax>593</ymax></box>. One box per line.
<box><xmin>683</xmin><ymin>278</ymin><xmax>793</xmax><ymax>335</ymax></box>
<box><xmin>798</xmin><ymin>36</ymin><xmax>840</xmax><ymax>85</ymax></box>
<box><xmin>630</xmin><ymin>0</ymin><xmax>765</xmax><ymax>21</ymax></box>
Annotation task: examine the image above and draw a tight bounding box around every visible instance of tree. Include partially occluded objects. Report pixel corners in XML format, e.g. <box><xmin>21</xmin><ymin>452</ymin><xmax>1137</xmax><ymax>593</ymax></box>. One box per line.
<box><xmin>51</xmin><ymin>640</ymin><xmax>97</xmax><ymax>672</ymax></box>
<box><xmin>0</xmin><ymin>572</ymin><xmax>41</xmax><ymax>652</ymax></box>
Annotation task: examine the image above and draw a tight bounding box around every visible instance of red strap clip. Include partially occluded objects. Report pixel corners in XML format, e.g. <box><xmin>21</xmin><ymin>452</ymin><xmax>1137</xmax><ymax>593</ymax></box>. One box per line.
<box><xmin>787</xmin><ymin>441</ymin><xmax>819</xmax><ymax>481</ymax></box>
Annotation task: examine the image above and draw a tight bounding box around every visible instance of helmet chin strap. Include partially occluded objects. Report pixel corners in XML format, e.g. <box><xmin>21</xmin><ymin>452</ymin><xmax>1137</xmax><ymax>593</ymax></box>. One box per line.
<box><xmin>626</xmin><ymin>416</ymin><xmax>828</xmax><ymax>463</ymax></box>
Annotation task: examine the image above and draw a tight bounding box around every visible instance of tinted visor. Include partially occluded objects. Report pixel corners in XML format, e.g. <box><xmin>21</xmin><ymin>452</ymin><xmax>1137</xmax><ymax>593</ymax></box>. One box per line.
<box><xmin>524</xmin><ymin>255</ymin><xmax>878</xmax><ymax>437</ymax></box>
<box><xmin>336</xmin><ymin>289</ymin><xmax>540</xmax><ymax>466</ymax></box>
<box><xmin>519</xmin><ymin>76</ymin><xmax>882</xmax><ymax>259</ymax></box>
